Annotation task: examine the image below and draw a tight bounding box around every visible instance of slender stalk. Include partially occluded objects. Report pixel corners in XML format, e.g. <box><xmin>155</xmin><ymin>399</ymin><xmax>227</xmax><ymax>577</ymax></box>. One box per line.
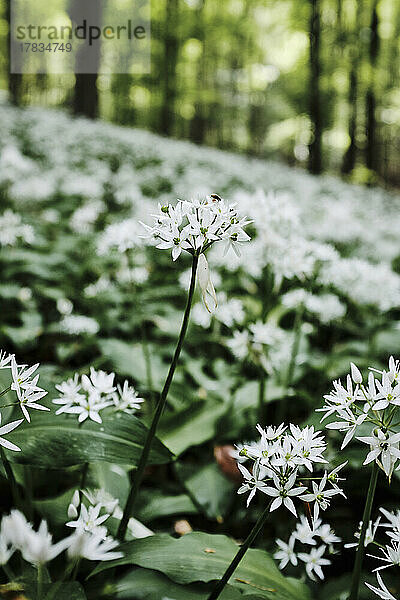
<box><xmin>0</xmin><ymin>447</ymin><xmax>20</xmax><ymax>507</ymax></box>
<box><xmin>37</xmin><ymin>563</ymin><xmax>44</xmax><ymax>599</ymax></box>
<box><xmin>71</xmin><ymin>559</ymin><xmax>81</xmax><ymax>581</ymax></box>
<box><xmin>207</xmin><ymin>500</ymin><xmax>273</xmax><ymax>600</ymax></box>
<box><xmin>286</xmin><ymin>302</ymin><xmax>304</xmax><ymax>388</ymax></box>
<box><xmin>117</xmin><ymin>253</ymin><xmax>199</xmax><ymax>541</ymax></box>
<box><xmin>141</xmin><ymin>322</ymin><xmax>153</xmax><ymax>392</ymax></box>
<box><xmin>348</xmin><ymin>462</ymin><xmax>379</xmax><ymax>600</ymax></box>
<box><xmin>257</xmin><ymin>373</ymin><xmax>265</xmax><ymax>424</ymax></box>
<box><xmin>276</xmin><ymin>302</ymin><xmax>304</xmax><ymax>423</ymax></box>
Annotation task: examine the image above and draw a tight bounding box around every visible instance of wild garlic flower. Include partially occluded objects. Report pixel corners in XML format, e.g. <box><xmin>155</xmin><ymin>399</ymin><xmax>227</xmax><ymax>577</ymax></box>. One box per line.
<box><xmin>97</xmin><ymin>217</ymin><xmax>144</xmax><ymax>255</ymax></box>
<box><xmin>53</xmin><ymin>368</ymin><xmax>143</xmax><ymax>424</ymax></box>
<box><xmin>227</xmin><ymin>321</ymin><xmax>288</xmax><ymax>374</ymax></box>
<box><xmin>66</xmin><ymin>503</ymin><xmax>110</xmax><ymax>538</ymax></box>
<box><xmin>357</xmin><ymin>430</ymin><xmax>400</xmax><ymax>479</ymax></box>
<box><xmin>65</xmin><ymin>489</ymin><xmax>123</xmax><ymax>561</ymax></box>
<box><xmin>282</xmin><ymin>289</ymin><xmax>346</xmax><ymax>324</ymax></box>
<box><xmin>112</xmin><ymin>381</ymin><xmax>144</xmax><ymax>414</ymax></box>
<box><xmin>235</xmin><ymin>423</ymin><xmax>344</xmax><ymax>519</ymax></box>
<box><xmin>0</xmin><ymin>350</ymin><xmax>14</xmax><ymax>369</ymax></box>
<box><xmin>345</xmin><ymin>517</ymin><xmax>381</xmax><ymax>549</ymax></box>
<box><xmin>365</xmin><ymin>573</ymin><xmax>398</xmax><ymax>600</ymax></box>
<box><xmin>365</xmin><ymin>507</ymin><xmax>400</xmax><ymax>577</ymax></box>
<box><xmin>67</xmin><ymin>530</ymin><xmax>123</xmax><ymax>562</ymax></box>
<box><xmin>0</xmin><ymin>209</ymin><xmax>35</xmax><ymax>247</ymax></box>
<box><xmin>0</xmin><ymin>413</ymin><xmax>23</xmax><ymax>452</ymax></box>
<box><xmin>318</xmin><ymin>357</ymin><xmax>400</xmax><ymax>479</ymax></box>
<box><xmin>9</xmin><ymin>356</ymin><xmax>48</xmax><ymax>422</ymax></box>
<box><xmin>369</xmin><ymin>542</ymin><xmax>400</xmax><ymax>572</ymax></box>
<box><xmin>141</xmin><ymin>194</ymin><xmax>251</xmax><ymax>261</ymax></box>
<box><xmin>0</xmin><ymin>507</ymin><xmax>123</xmax><ymax>566</ymax></box>
<box><xmin>274</xmin><ymin>516</ymin><xmax>340</xmax><ymax>580</ymax></box>
<box><xmin>59</xmin><ymin>314</ymin><xmax>100</xmax><ymax>336</ymax></box>
<box><xmin>297</xmin><ymin>546</ymin><xmax>331</xmax><ymax>581</ymax></box>
<box><xmin>1</xmin><ymin>511</ymin><xmax>70</xmax><ymax>566</ymax></box>
<box><xmin>274</xmin><ymin>537</ymin><xmax>298</xmax><ymax>569</ymax></box>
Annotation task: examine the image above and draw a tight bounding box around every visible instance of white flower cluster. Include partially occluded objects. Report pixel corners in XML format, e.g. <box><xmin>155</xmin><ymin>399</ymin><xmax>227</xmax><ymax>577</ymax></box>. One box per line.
<box><xmin>142</xmin><ymin>194</ymin><xmax>251</xmax><ymax>261</ymax></box>
<box><xmin>0</xmin><ymin>350</ymin><xmax>49</xmax><ymax>454</ymax></box>
<box><xmin>53</xmin><ymin>367</ymin><xmax>144</xmax><ymax>423</ymax></box>
<box><xmin>274</xmin><ymin>515</ymin><xmax>340</xmax><ymax>581</ymax></box>
<box><xmin>69</xmin><ymin>200</ymin><xmax>105</xmax><ymax>234</ymax></box>
<box><xmin>235</xmin><ymin>423</ymin><xmax>345</xmax><ymax>520</ymax></box>
<box><xmin>319</xmin><ymin>357</ymin><xmax>400</xmax><ymax>479</ymax></box>
<box><xmin>191</xmin><ymin>292</ymin><xmax>245</xmax><ymax>329</ymax></box>
<box><xmin>319</xmin><ymin>258</ymin><xmax>400</xmax><ymax>312</ymax></box>
<box><xmin>282</xmin><ymin>289</ymin><xmax>346</xmax><ymax>324</ymax></box>
<box><xmin>0</xmin><ymin>508</ymin><xmax>122</xmax><ymax>567</ymax></box>
<box><xmin>227</xmin><ymin>321</ymin><xmax>296</xmax><ymax>375</ymax></box>
<box><xmin>59</xmin><ymin>314</ymin><xmax>100</xmax><ymax>336</ymax></box>
<box><xmin>67</xmin><ymin>488</ymin><xmax>152</xmax><ymax>544</ymax></box>
<box><xmin>362</xmin><ymin>507</ymin><xmax>400</xmax><ymax>600</ymax></box>
<box><xmin>97</xmin><ymin>217</ymin><xmax>145</xmax><ymax>255</ymax></box>
<box><xmin>0</xmin><ymin>209</ymin><xmax>35</xmax><ymax>247</ymax></box>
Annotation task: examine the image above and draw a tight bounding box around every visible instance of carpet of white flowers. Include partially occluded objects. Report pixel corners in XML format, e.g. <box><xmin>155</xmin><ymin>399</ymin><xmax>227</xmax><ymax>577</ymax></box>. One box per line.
<box><xmin>0</xmin><ymin>103</ymin><xmax>400</xmax><ymax>600</ymax></box>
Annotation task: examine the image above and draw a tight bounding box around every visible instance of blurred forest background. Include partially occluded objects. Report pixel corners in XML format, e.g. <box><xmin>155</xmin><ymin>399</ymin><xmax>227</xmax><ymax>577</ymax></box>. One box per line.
<box><xmin>0</xmin><ymin>0</ymin><xmax>399</xmax><ymax>187</ymax></box>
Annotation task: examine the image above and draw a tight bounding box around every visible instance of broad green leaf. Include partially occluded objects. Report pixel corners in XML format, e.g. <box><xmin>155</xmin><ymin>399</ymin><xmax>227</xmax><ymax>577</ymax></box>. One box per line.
<box><xmin>101</xmin><ymin>338</ymin><xmax>167</xmax><ymax>389</ymax></box>
<box><xmin>91</xmin><ymin>532</ymin><xmax>311</xmax><ymax>600</ymax></box>
<box><xmin>35</xmin><ymin>487</ymin><xmax>78</xmax><ymax>526</ymax></box>
<box><xmin>175</xmin><ymin>462</ymin><xmax>234</xmax><ymax>520</ymax></box>
<box><xmin>138</xmin><ymin>493</ymin><xmax>197</xmax><ymax>522</ymax></box>
<box><xmin>116</xmin><ymin>568</ymin><xmax>261</xmax><ymax>599</ymax></box>
<box><xmin>234</xmin><ymin>380</ymin><xmax>290</xmax><ymax>412</ymax></box>
<box><xmin>7</xmin><ymin>412</ymin><xmax>172</xmax><ymax>468</ymax></box>
<box><xmin>159</xmin><ymin>400</ymin><xmax>226</xmax><ymax>455</ymax></box>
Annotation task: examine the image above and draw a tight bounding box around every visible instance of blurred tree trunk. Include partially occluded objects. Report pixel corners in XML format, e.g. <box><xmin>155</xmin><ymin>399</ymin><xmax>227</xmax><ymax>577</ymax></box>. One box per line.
<box><xmin>382</xmin><ymin>2</ymin><xmax>400</xmax><ymax>184</ymax></box>
<box><xmin>112</xmin><ymin>74</ymin><xmax>135</xmax><ymax>126</ymax></box>
<box><xmin>70</xmin><ymin>0</ymin><xmax>102</xmax><ymax>119</ymax></box>
<box><xmin>341</xmin><ymin>0</ymin><xmax>363</xmax><ymax>175</ymax></box>
<box><xmin>6</xmin><ymin>0</ymin><xmax>22</xmax><ymax>105</ymax></box>
<box><xmin>160</xmin><ymin>0</ymin><xmax>180</xmax><ymax>135</ymax></box>
<box><xmin>189</xmin><ymin>0</ymin><xmax>207</xmax><ymax>144</ymax></box>
<box><xmin>308</xmin><ymin>0</ymin><xmax>322</xmax><ymax>174</ymax></box>
<box><xmin>365</xmin><ymin>0</ymin><xmax>380</xmax><ymax>173</ymax></box>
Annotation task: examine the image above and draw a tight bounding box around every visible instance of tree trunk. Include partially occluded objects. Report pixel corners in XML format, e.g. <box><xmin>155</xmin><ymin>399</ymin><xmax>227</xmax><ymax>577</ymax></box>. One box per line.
<box><xmin>6</xmin><ymin>0</ymin><xmax>22</xmax><ymax>105</ymax></box>
<box><xmin>308</xmin><ymin>0</ymin><xmax>322</xmax><ymax>174</ymax></box>
<box><xmin>160</xmin><ymin>0</ymin><xmax>180</xmax><ymax>136</ymax></box>
<box><xmin>365</xmin><ymin>0</ymin><xmax>379</xmax><ymax>173</ymax></box>
<box><xmin>341</xmin><ymin>0</ymin><xmax>363</xmax><ymax>174</ymax></box>
<box><xmin>189</xmin><ymin>0</ymin><xmax>206</xmax><ymax>145</ymax></box>
<box><xmin>70</xmin><ymin>0</ymin><xmax>102</xmax><ymax>119</ymax></box>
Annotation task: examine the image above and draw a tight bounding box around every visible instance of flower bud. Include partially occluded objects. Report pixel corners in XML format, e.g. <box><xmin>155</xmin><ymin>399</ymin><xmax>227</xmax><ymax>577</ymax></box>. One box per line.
<box><xmin>67</xmin><ymin>504</ymin><xmax>78</xmax><ymax>519</ymax></box>
<box><xmin>350</xmin><ymin>362</ymin><xmax>362</xmax><ymax>384</ymax></box>
<box><xmin>197</xmin><ymin>253</ymin><xmax>217</xmax><ymax>314</ymax></box>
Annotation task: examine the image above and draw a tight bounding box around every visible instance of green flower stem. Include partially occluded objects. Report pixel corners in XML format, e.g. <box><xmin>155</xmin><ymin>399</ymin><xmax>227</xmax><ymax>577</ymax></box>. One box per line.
<box><xmin>117</xmin><ymin>253</ymin><xmax>199</xmax><ymax>541</ymax></box>
<box><xmin>37</xmin><ymin>563</ymin><xmax>44</xmax><ymax>599</ymax></box>
<box><xmin>258</xmin><ymin>373</ymin><xmax>266</xmax><ymax>424</ymax></box>
<box><xmin>0</xmin><ymin>447</ymin><xmax>20</xmax><ymax>507</ymax></box>
<box><xmin>276</xmin><ymin>302</ymin><xmax>304</xmax><ymax>424</ymax></box>
<box><xmin>286</xmin><ymin>301</ymin><xmax>304</xmax><ymax>388</ymax></box>
<box><xmin>207</xmin><ymin>500</ymin><xmax>273</xmax><ymax>600</ymax></box>
<box><xmin>348</xmin><ymin>461</ymin><xmax>379</xmax><ymax>600</ymax></box>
